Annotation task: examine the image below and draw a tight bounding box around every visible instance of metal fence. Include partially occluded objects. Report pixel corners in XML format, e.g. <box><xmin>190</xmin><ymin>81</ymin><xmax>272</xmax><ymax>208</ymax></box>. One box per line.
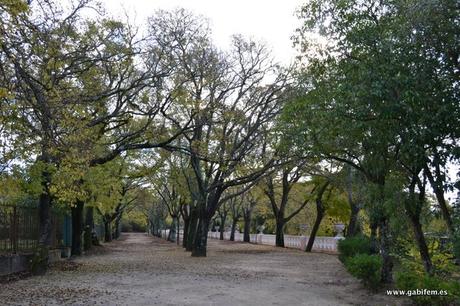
<box><xmin>0</xmin><ymin>204</ymin><xmax>73</xmax><ymax>254</ymax></box>
<box><xmin>0</xmin><ymin>204</ymin><xmax>39</xmax><ymax>254</ymax></box>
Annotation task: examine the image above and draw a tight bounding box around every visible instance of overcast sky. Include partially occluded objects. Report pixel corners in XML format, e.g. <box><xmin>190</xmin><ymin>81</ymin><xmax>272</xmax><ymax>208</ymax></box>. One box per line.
<box><xmin>102</xmin><ymin>0</ymin><xmax>305</xmax><ymax>65</ymax></box>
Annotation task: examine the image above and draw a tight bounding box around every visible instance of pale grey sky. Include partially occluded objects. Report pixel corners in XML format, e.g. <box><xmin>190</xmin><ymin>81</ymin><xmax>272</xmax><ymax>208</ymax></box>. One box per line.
<box><xmin>102</xmin><ymin>0</ymin><xmax>304</xmax><ymax>65</ymax></box>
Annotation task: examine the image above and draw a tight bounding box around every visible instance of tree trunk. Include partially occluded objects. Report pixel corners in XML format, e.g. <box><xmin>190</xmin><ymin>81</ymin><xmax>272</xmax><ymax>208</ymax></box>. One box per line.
<box><xmin>84</xmin><ymin>206</ymin><xmax>94</xmax><ymax>251</ymax></box>
<box><xmin>38</xmin><ymin>188</ymin><xmax>53</xmax><ymax>248</ymax></box>
<box><xmin>346</xmin><ymin>202</ymin><xmax>360</xmax><ymax>237</ymax></box>
<box><xmin>369</xmin><ymin>219</ymin><xmax>379</xmax><ymax>254</ymax></box>
<box><xmin>104</xmin><ymin>220</ymin><xmax>112</xmax><ymax>242</ymax></box>
<box><xmin>182</xmin><ymin>216</ymin><xmax>190</xmax><ymax>248</ymax></box>
<box><xmin>176</xmin><ymin>216</ymin><xmax>180</xmax><ymax>245</ymax></box>
<box><xmin>275</xmin><ymin>217</ymin><xmax>285</xmax><ymax>247</ymax></box>
<box><xmin>230</xmin><ymin>218</ymin><xmax>238</xmax><ymax>241</ymax></box>
<box><xmin>192</xmin><ymin>215</ymin><xmax>210</xmax><ymax>257</ymax></box>
<box><xmin>219</xmin><ymin>214</ymin><xmax>227</xmax><ymax>240</ymax></box>
<box><xmin>38</xmin><ymin>157</ymin><xmax>53</xmax><ymax>254</ymax></box>
<box><xmin>405</xmin><ymin>176</ymin><xmax>433</xmax><ymax>275</ymax></box>
<box><xmin>243</xmin><ymin>213</ymin><xmax>251</xmax><ymax>243</ymax></box>
<box><xmin>345</xmin><ymin>165</ymin><xmax>360</xmax><ymax>237</ymax></box>
<box><xmin>36</xmin><ymin>180</ymin><xmax>52</xmax><ymax>274</ymax></box>
<box><xmin>432</xmin><ymin>186</ymin><xmax>454</xmax><ymax>235</ymax></box>
<box><xmin>71</xmin><ymin>200</ymin><xmax>84</xmax><ymax>256</ymax></box>
<box><xmin>168</xmin><ymin>216</ymin><xmax>177</xmax><ymax>242</ymax></box>
<box><xmin>306</xmin><ymin>206</ymin><xmax>324</xmax><ymax>252</ymax></box>
<box><xmin>378</xmin><ymin>217</ymin><xmax>393</xmax><ymax>283</ymax></box>
<box><xmin>186</xmin><ymin>207</ymin><xmax>198</xmax><ymax>252</ymax></box>
<box><xmin>149</xmin><ymin>221</ymin><xmax>154</xmax><ymax>236</ymax></box>
<box><xmin>306</xmin><ymin>187</ymin><xmax>327</xmax><ymax>252</ymax></box>
<box><xmin>114</xmin><ymin>213</ymin><xmax>122</xmax><ymax>239</ymax></box>
<box><xmin>425</xmin><ymin>161</ymin><xmax>454</xmax><ymax>236</ymax></box>
<box><xmin>410</xmin><ymin>214</ymin><xmax>433</xmax><ymax>274</ymax></box>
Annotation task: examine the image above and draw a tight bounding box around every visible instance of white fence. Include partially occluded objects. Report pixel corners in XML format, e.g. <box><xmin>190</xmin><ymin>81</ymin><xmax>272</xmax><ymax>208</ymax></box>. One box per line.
<box><xmin>207</xmin><ymin>231</ymin><xmax>340</xmax><ymax>253</ymax></box>
<box><xmin>161</xmin><ymin>229</ymin><xmax>340</xmax><ymax>253</ymax></box>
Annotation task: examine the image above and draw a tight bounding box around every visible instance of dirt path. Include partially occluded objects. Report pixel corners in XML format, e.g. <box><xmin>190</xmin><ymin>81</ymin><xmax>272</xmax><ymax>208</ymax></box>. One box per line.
<box><xmin>0</xmin><ymin>233</ymin><xmax>405</xmax><ymax>305</ymax></box>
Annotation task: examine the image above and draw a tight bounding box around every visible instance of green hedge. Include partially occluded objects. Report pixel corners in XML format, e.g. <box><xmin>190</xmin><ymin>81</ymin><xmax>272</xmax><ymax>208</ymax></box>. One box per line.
<box><xmin>337</xmin><ymin>235</ymin><xmax>372</xmax><ymax>263</ymax></box>
<box><xmin>345</xmin><ymin>254</ymin><xmax>382</xmax><ymax>290</ymax></box>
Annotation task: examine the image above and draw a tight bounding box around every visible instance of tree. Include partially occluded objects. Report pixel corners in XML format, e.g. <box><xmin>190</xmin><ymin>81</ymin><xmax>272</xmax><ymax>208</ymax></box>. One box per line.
<box><xmin>261</xmin><ymin>162</ymin><xmax>314</xmax><ymax>247</ymax></box>
<box><xmin>0</xmin><ymin>0</ymin><xmax>145</xmax><ymax>255</ymax></box>
<box><xmin>242</xmin><ymin>191</ymin><xmax>258</xmax><ymax>243</ymax></box>
<box><xmin>216</xmin><ymin>201</ymin><xmax>229</xmax><ymax>240</ymax></box>
<box><xmin>147</xmin><ymin>9</ymin><xmax>291</xmax><ymax>256</ymax></box>
<box><xmin>342</xmin><ymin>166</ymin><xmax>366</xmax><ymax>237</ymax></box>
<box><xmin>290</xmin><ymin>0</ymin><xmax>459</xmax><ymax>282</ymax></box>
<box><xmin>305</xmin><ymin>179</ymin><xmax>331</xmax><ymax>252</ymax></box>
<box><xmin>228</xmin><ymin>191</ymin><xmax>244</xmax><ymax>241</ymax></box>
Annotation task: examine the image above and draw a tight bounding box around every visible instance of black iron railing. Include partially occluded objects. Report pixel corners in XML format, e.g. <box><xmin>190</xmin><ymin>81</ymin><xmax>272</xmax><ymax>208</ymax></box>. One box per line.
<box><xmin>0</xmin><ymin>204</ymin><xmax>39</xmax><ymax>254</ymax></box>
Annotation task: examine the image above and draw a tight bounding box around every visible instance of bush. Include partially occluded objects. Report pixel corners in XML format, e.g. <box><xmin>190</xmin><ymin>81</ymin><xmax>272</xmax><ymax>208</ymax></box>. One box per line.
<box><xmin>453</xmin><ymin>235</ymin><xmax>460</xmax><ymax>263</ymax></box>
<box><xmin>345</xmin><ymin>254</ymin><xmax>382</xmax><ymax>290</ymax></box>
<box><xmin>338</xmin><ymin>235</ymin><xmax>372</xmax><ymax>263</ymax></box>
<box><xmin>396</xmin><ymin>272</ymin><xmax>460</xmax><ymax>306</ymax></box>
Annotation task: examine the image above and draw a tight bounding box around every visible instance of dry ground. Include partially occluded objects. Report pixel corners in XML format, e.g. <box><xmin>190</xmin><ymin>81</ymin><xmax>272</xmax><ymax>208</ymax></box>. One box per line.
<box><xmin>0</xmin><ymin>233</ymin><xmax>407</xmax><ymax>306</ymax></box>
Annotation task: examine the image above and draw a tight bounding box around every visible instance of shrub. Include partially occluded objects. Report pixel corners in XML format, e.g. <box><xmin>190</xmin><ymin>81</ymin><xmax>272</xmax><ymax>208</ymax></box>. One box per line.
<box><xmin>345</xmin><ymin>254</ymin><xmax>382</xmax><ymax>290</ymax></box>
<box><xmin>453</xmin><ymin>235</ymin><xmax>460</xmax><ymax>263</ymax></box>
<box><xmin>395</xmin><ymin>272</ymin><xmax>460</xmax><ymax>306</ymax></box>
<box><xmin>338</xmin><ymin>235</ymin><xmax>372</xmax><ymax>263</ymax></box>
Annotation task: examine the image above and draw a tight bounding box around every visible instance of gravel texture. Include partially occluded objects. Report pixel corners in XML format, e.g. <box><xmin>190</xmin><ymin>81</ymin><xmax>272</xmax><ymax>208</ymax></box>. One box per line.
<box><xmin>0</xmin><ymin>233</ymin><xmax>406</xmax><ymax>306</ymax></box>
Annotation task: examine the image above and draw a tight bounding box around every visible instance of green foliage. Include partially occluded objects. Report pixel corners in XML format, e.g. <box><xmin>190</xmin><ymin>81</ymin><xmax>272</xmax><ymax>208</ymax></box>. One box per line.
<box><xmin>345</xmin><ymin>254</ymin><xmax>382</xmax><ymax>290</ymax></box>
<box><xmin>453</xmin><ymin>237</ymin><xmax>460</xmax><ymax>263</ymax></box>
<box><xmin>453</xmin><ymin>196</ymin><xmax>460</xmax><ymax>261</ymax></box>
<box><xmin>395</xmin><ymin>271</ymin><xmax>460</xmax><ymax>306</ymax></box>
<box><xmin>0</xmin><ymin>0</ymin><xmax>28</xmax><ymax>16</ymax></box>
<box><xmin>325</xmin><ymin>193</ymin><xmax>350</xmax><ymax>223</ymax></box>
<box><xmin>338</xmin><ymin>235</ymin><xmax>372</xmax><ymax>263</ymax></box>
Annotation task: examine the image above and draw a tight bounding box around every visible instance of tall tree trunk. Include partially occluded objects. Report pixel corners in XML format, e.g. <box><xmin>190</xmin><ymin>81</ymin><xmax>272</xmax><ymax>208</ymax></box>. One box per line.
<box><xmin>176</xmin><ymin>215</ymin><xmax>180</xmax><ymax>245</ymax></box>
<box><xmin>71</xmin><ymin>200</ymin><xmax>84</xmax><ymax>256</ymax></box>
<box><xmin>186</xmin><ymin>207</ymin><xmax>198</xmax><ymax>252</ymax></box>
<box><xmin>410</xmin><ymin>214</ymin><xmax>433</xmax><ymax>274</ymax></box>
<box><xmin>378</xmin><ymin>217</ymin><xmax>393</xmax><ymax>283</ymax></box>
<box><xmin>275</xmin><ymin>217</ymin><xmax>285</xmax><ymax>247</ymax></box>
<box><xmin>425</xmin><ymin>163</ymin><xmax>454</xmax><ymax>236</ymax></box>
<box><xmin>305</xmin><ymin>213</ymin><xmax>324</xmax><ymax>252</ymax></box>
<box><xmin>405</xmin><ymin>175</ymin><xmax>433</xmax><ymax>274</ymax></box>
<box><xmin>182</xmin><ymin>216</ymin><xmax>190</xmax><ymax>248</ymax></box>
<box><xmin>37</xmin><ymin>179</ymin><xmax>52</xmax><ymax>273</ymax></box>
<box><xmin>306</xmin><ymin>203</ymin><xmax>324</xmax><ymax>252</ymax></box>
<box><xmin>369</xmin><ymin>219</ymin><xmax>378</xmax><ymax>254</ymax></box>
<box><xmin>306</xmin><ymin>181</ymin><xmax>328</xmax><ymax>252</ymax></box>
<box><xmin>371</xmin><ymin>179</ymin><xmax>393</xmax><ymax>284</ymax></box>
<box><xmin>114</xmin><ymin>212</ymin><xmax>122</xmax><ymax>239</ymax></box>
<box><xmin>347</xmin><ymin>203</ymin><xmax>360</xmax><ymax>237</ymax></box>
<box><xmin>345</xmin><ymin>165</ymin><xmax>360</xmax><ymax>237</ymax></box>
<box><xmin>219</xmin><ymin>214</ymin><xmax>227</xmax><ymax>240</ymax></box>
<box><xmin>38</xmin><ymin>186</ymin><xmax>53</xmax><ymax>248</ymax></box>
<box><xmin>243</xmin><ymin>211</ymin><xmax>251</xmax><ymax>243</ymax></box>
<box><xmin>104</xmin><ymin>219</ymin><xmax>112</xmax><ymax>242</ymax></box>
<box><xmin>168</xmin><ymin>216</ymin><xmax>177</xmax><ymax>242</ymax></box>
<box><xmin>38</xmin><ymin>155</ymin><xmax>53</xmax><ymax>251</ymax></box>
<box><xmin>84</xmin><ymin>206</ymin><xmax>94</xmax><ymax>250</ymax></box>
<box><xmin>149</xmin><ymin>221</ymin><xmax>154</xmax><ymax>236</ymax></box>
<box><xmin>230</xmin><ymin>217</ymin><xmax>238</xmax><ymax>241</ymax></box>
<box><xmin>192</xmin><ymin>215</ymin><xmax>210</xmax><ymax>257</ymax></box>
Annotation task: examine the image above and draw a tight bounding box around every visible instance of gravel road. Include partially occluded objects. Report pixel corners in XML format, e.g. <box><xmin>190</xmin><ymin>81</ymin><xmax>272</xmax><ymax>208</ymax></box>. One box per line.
<box><xmin>0</xmin><ymin>233</ymin><xmax>405</xmax><ymax>306</ymax></box>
